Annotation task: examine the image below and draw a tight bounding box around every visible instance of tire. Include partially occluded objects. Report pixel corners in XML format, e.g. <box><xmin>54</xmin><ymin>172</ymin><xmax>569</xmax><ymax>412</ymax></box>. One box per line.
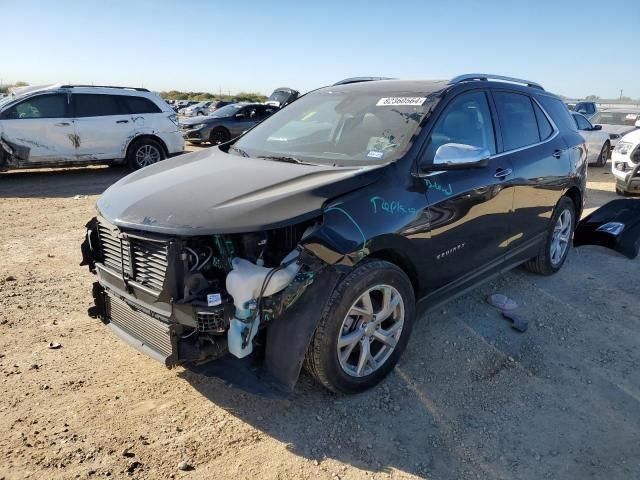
<box><xmin>305</xmin><ymin>260</ymin><xmax>416</xmax><ymax>394</ymax></box>
<box><xmin>616</xmin><ymin>186</ymin><xmax>632</xmax><ymax>197</ymax></box>
<box><xmin>209</xmin><ymin>127</ymin><xmax>230</xmax><ymax>145</ymax></box>
<box><xmin>596</xmin><ymin>142</ymin><xmax>609</xmax><ymax>167</ymax></box>
<box><xmin>126</xmin><ymin>138</ymin><xmax>166</xmax><ymax>170</ymax></box>
<box><xmin>524</xmin><ymin>196</ymin><xmax>575</xmax><ymax>275</ymax></box>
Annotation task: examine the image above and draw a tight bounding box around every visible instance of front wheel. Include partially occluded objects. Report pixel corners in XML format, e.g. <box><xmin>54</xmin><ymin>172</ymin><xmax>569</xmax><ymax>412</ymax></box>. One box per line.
<box><xmin>209</xmin><ymin>127</ymin><xmax>230</xmax><ymax>145</ymax></box>
<box><xmin>305</xmin><ymin>260</ymin><xmax>416</xmax><ymax>394</ymax></box>
<box><xmin>524</xmin><ymin>197</ymin><xmax>575</xmax><ymax>275</ymax></box>
<box><xmin>596</xmin><ymin>142</ymin><xmax>609</xmax><ymax>167</ymax></box>
<box><xmin>126</xmin><ymin>138</ymin><xmax>165</xmax><ymax>170</ymax></box>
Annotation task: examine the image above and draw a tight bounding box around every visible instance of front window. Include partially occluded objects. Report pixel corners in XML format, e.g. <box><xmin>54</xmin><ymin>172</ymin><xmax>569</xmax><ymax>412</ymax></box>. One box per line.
<box><xmin>592</xmin><ymin>111</ymin><xmax>639</xmax><ymax>126</ymax></box>
<box><xmin>1</xmin><ymin>93</ymin><xmax>68</xmax><ymax>119</ymax></box>
<box><xmin>268</xmin><ymin>90</ymin><xmax>292</xmax><ymax>104</ymax></box>
<box><xmin>232</xmin><ymin>89</ymin><xmax>436</xmax><ymax>166</ymax></box>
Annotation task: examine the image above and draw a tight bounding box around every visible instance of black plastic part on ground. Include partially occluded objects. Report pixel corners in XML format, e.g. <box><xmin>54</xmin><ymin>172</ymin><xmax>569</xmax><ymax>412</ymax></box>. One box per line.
<box><xmin>574</xmin><ymin>199</ymin><xmax>640</xmax><ymax>259</ymax></box>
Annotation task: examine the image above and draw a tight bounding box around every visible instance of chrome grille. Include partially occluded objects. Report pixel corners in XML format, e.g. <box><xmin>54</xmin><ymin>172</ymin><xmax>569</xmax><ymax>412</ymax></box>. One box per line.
<box><xmin>106</xmin><ymin>295</ymin><xmax>173</xmax><ymax>360</ymax></box>
<box><xmin>97</xmin><ymin>219</ymin><xmax>169</xmax><ymax>293</ymax></box>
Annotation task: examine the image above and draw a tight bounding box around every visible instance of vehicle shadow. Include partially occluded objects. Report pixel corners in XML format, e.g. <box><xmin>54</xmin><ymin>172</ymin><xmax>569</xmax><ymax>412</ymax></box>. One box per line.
<box><xmin>0</xmin><ymin>166</ymin><xmax>128</xmax><ymax>199</ymax></box>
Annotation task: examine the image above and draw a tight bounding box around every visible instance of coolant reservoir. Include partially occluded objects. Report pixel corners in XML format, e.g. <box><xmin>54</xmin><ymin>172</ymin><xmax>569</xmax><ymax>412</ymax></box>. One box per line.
<box><xmin>226</xmin><ymin>250</ymin><xmax>301</xmax><ymax>358</ymax></box>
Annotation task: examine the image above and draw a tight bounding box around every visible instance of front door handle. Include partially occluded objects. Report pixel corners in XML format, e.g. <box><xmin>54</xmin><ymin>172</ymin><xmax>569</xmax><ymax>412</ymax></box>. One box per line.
<box><xmin>553</xmin><ymin>149</ymin><xmax>562</xmax><ymax>159</ymax></box>
<box><xmin>54</xmin><ymin>122</ymin><xmax>70</xmax><ymax>126</ymax></box>
<box><xmin>116</xmin><ymin>119</ymin><xmax>129</xmax><ymax>124</ymax></box>
<box><xmin>494</xmin><ymin>168</ymin><xmax>513</xmax><ymax>179</ymax></box>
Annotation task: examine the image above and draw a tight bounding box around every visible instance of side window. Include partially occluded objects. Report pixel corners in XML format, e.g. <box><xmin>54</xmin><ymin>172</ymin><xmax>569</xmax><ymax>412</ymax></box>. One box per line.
<box><xmin>121</xmin><ymin>96</ymin><xmax>162</xmax><ymax>114</ymax></box>
<box><xmin>573</xmin><ymin>114</ymin><xmax>591</xmax><ymax>131</ymax></box>
<box><xmin>493</xmin><ymin>92</ymin><xmax>540</xmax><ymax>150</ymax></box>
<box><xmin>73</xmin><ymin>94</ymin><xmax>122</xmax><ymax>117</ymax></box>
<box><xmin>426</xmin><ymin>91</ymin><xmax>496</xmax><ymax>161</ymax></box>
<box><xmin>533</xmin><ymin>101</ymin><xmax>554</xmax><ymax>140</ymax></box>
<box><xmin>538</xmin><ymin>95</ymin><xmax>578</xmax><ymax>133</ymax></box>
<box><xmin>1</xmin><ymin>94</ymin><xmax>67</xmax><ymax>119</ymax></box>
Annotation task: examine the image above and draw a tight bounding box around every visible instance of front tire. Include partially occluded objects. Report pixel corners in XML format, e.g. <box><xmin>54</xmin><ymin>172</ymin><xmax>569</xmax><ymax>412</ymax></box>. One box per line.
<box><xmin>209</xmin><ymin>127</ymin><xmax>230</xmax><ymax>145</ymax></box>
<box><xmin>596</xmin><ymin>142</ymin><xmax>609</xmax><ymax>167</ymax></box>
<box><xmin>126</xmin><ymin>138</ymin><xmax>165</xmax><ymax>170</ymax></box>
<box><xmin>524</xmin><ymin>196</ymin><xmax>575</xmax><ymax>275</ymax></box>
<box><xmin>305</xmin><ymin>260</ymin><xmax>416</xmax><ymax>394</ymax></box>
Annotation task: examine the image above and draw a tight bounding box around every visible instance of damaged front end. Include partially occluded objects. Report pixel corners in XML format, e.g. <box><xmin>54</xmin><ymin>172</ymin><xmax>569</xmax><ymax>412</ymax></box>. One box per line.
<box><xmin>80</xmin><ymin>215</ymin><xmax>341</xmax><ymax>389</ymax></box>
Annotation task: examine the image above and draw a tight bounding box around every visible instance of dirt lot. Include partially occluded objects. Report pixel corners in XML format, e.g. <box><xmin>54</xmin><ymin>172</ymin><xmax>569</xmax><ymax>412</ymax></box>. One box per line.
<box><xmin>1</xmin><ymin>151</ymin><xmax>638</xmax><ymax>480</ymax></box>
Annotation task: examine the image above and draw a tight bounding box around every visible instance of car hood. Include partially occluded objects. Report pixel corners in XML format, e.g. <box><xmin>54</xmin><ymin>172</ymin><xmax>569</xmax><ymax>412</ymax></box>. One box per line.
<box><xmin>97</xmin><ymin>148</ymin><xmax>386</xmax><ymax>235</ymax></box>
<box><xmin>619</xmin><ymin>129</ymin><xmax>640</xmax><ymax>145</ymax></box>
<box><xmin>598</xmin><ymin>124</ymin><xmax>637</xmax><ymax>137</ymax></box>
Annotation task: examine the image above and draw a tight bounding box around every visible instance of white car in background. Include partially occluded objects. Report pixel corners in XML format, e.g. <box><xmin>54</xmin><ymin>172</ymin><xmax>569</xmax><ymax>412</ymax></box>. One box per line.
<box><xmin>611</xmin><ymin>126</ymin><xmax>640</xmax><ymax>196</ymax></box>
<box><xmin>591</xmin><ymin>108</ymin><xmax>640</xmax><ymax>148</ymax></box>
<box><xmin>572</xmin><ymin>112</ymin><xmax>611</xmax><ymax>167</ymax></box>
<box><xmin>0</xmin><ymin>84</ymin><xmax>184</xmax><ymax>171</ymax></box>
<box><xmin>179</xmin><ymin>101</ymin><xmax>213</xmax><ymax>117</ymax></box>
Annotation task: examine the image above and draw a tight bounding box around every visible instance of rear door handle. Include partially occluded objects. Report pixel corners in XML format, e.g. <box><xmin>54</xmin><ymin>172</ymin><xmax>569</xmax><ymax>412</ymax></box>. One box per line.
<box><xmin>116</xmin><ymin>119</ymin><xmax>129</xmax><ymax>124</ymax></box>
<box><xmin>553</xmin><ymin>149</ymin><xmax>562</xmax><ymax>159</ymax></box>
<box><xmin>494</xmin><ymin>168</ymin><xmax>513</xmax><ymax>179</ymax></box>
<box><xmin>54</xmin><ymin>122</ymin><xmax>71</xmax><ymax>126</ymax></box>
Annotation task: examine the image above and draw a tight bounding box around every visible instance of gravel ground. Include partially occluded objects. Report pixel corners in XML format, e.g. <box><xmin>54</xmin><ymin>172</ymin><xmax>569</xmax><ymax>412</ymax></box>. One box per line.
<box><xmin>0</xmin><ymin>152</ymin><xmax>638</xmax><ymax>480</ymax></box>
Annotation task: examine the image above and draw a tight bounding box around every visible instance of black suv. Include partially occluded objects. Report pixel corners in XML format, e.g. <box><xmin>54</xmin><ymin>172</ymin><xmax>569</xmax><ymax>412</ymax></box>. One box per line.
<box><xmin>81</xmin><ymin>74</ymin><xmax>587</xmax><ymax>394</ymax></box>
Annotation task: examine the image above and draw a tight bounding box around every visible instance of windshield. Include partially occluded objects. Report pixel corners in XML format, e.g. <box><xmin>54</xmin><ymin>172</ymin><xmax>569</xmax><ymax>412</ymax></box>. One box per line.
<box><xmin>208</xmin><ymin>104</ymin><xmax>242</xmax><ymax>118</ymax></box>
<box><xmin>592</xmin><ymin>111</ymin><xmax>639</xmax><ymax>126</ymax></box>
<box><xmin>232</xmin><ymin>89</ymin><xmax>434</xmax><ymax>166</ymax></box>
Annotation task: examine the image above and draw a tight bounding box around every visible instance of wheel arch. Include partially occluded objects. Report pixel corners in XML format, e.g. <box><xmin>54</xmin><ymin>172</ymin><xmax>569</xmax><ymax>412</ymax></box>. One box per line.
<box><xmin>563</xmin><ymin>185</ymin><xmax>583</xmax><ymax>220</ymax></box>
<box><xmin>364</xmin><ymin>248</ymin><xmax>420</xmax><ymax>296</ymax></box>
<box><xmin>124</xmin><ymin>134</ymin><xmax>169</xmax><ymax>159</ymax></box>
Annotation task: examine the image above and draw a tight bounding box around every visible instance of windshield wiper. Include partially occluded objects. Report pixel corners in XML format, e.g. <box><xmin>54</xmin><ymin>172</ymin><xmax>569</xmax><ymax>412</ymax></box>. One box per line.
<box><xmin>257</xmin><ymin>155</ymin><xmax>317</xmax><ymax>166</ymax></box>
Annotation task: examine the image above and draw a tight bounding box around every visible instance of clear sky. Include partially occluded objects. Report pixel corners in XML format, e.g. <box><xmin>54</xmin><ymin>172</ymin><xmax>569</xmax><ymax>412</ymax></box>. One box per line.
<box><xmin>3</xmin><ymin>0</ymin><xmax>639</xmax><ymax>99</ymax></box>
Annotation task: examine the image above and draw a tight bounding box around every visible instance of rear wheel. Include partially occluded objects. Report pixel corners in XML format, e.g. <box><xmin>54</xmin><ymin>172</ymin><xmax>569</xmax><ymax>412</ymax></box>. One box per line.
<box><xmin>596</xmin><ymin>142</ymin><xmax>609</xmax><ymax>167</ymax></box>
<box><xmin>305</xmin><ymin>260</ymin><xmax>416</xmax><ymax>394</ymax></box>
<box><xmin>209</xmin><ymin>127</ymin><xmax>230</xmax><ymax>145</ymax></box>
<box><xmin>524</xmin><ymin>197</ymin><xmax>575</xmax><ymax>275</ymax></box>
<box><xmin>126</xmin><ymin>138</ymin><xmax>165</xmax><ymax>170</ymax></box>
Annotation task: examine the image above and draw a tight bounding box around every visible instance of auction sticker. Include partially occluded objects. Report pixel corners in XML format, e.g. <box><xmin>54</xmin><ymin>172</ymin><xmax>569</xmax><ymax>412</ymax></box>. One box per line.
<box><xmin>376</xmin><ymin>97</ymin><xmax>426</xmax><ymax>106</ymax></box>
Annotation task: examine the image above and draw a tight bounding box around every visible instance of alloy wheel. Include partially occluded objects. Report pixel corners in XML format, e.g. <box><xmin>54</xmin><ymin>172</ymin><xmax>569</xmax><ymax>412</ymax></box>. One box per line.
<box><xmin>337</xmin><ymin>284</ymin><xmax>405</xmax><ymax>377</ymax></box>
<box><xmin>135</xmin><ymin>144</ymin><xmax>161</xmax><ymax>168</ymax></box>
<box><xmin>550</xmin><ymin>209</ymin><xmax>572</xmax><ymax>266</ymax></box>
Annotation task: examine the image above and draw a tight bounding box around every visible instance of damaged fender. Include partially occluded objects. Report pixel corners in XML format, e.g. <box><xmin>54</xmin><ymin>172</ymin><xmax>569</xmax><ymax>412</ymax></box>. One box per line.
<box><xmin>264</xmin><ymin>266</ymin><xmax>344</xmax><ymax>391</ymax></box>
<box><xmin>574</xmin><ymin>199</ymin><xmax>640</xmax><ymax>259</ymax></box>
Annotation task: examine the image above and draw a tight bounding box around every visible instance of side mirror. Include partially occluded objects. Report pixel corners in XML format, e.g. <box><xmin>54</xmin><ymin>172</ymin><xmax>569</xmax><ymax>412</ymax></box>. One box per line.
<box><xmin>592</xmin><ymin>124</ymin><xmax>602</xmax><ymax>131</ymax></box>
<box><xmin>635</xmin><ymin>119</ymin><xmax>640</xmax><ymax>128</ymax></box>
<box><xmin>420</xmin><ymin>143</ymin><xmax>490</xmax><ymax>173</ymax></box>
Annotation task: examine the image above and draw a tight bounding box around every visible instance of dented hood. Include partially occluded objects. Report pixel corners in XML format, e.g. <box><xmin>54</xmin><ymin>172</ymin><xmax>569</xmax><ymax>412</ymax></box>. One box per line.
<box><xmin>97</xmin><ymin>148</ymin><xmax>385</xmax><ymax>235</ymax></box>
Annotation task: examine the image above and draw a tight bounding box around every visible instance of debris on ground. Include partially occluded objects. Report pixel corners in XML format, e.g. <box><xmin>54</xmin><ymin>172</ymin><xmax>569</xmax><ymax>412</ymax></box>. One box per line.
<box><xmin>177</xmin><ymin>461</ymin><xmax>194</xmax><ymax>471</ymax></box>
<box><xmin>47</xmin><ymin>342</ymin><xmax>62</xmax><ymax>349</ymax></box>
<box><xmin>487</xmin><ymin>293</ymin><xmax>519</xmax><ymax>311</ymax></box>
<box><xmin>502</xmin><ymin>310</ymin><xmax>528</xmax><ymax>332</ymax></box>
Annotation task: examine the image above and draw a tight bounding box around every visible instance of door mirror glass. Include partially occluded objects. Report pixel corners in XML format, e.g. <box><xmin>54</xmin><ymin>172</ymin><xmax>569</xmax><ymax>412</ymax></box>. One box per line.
<box><xmin>423</xmin><ymin>143</ymin><xmax>490</xmax><ymax>171</ymax></box>
<box><xmin>591</xmin><ymin>124</ymin><xmax>602</xmax><ymax>131</ymax></box>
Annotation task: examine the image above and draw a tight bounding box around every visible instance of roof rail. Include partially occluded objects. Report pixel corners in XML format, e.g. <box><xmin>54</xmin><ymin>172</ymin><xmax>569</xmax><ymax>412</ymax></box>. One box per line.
<box><xmin>451</xmin><ymin>74</ymin><xmax>544</xmax><ymax>91</ymax></box>
<box><xmin>58</xmin><ymin>84</ymin><xmax>150</xmax><ymax>92</ymax></box>
<box><xmin>333</xmin><ymin>77</ymin><xmax>395</xmax><ymax>86</ymax></box>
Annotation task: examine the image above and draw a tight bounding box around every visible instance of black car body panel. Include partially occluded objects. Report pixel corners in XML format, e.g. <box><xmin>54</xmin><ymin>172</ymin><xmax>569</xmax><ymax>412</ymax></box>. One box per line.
<box><xmin>82</xmin><ymin>77</ymin><xmax>588</xmax><ymax>391</ymax></box>
<box><xmin>96</xmin><ymin>147</ymin><xmax>387</xmax><ymax>235</ymax></box>
<box><xmin>574</xmin><ymin>199</ymin><xmax>640</xmax><ymax>259</ymax></box>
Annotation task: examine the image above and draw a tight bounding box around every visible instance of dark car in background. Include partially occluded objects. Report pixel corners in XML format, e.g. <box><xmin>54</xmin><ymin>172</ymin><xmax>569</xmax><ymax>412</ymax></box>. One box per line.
<box><xmin>82</xmin><ymin>74</ymin><xmax>587</xmax><ymax>394</ymax></box>
<box><xmin>179</xmin><ymin>103</ymin><xmax>278</xmax><ymax>144</ymax></box>
<box><xmin>265</xmin><ymin>87</ymin><xmax>299</xmax><ymax>107</ymax></box>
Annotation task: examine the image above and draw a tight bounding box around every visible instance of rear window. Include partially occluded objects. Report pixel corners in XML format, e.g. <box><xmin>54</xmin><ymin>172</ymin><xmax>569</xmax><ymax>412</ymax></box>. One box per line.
<box><xmin>537</xmin><ymin>95</ymin><xmax>578</xmax><ymax>133</ymax></box>
<box><xmin>121</xmin><ymin>95</ymin><xmax>162</xmax><ymax>114</ymax></box>
<box><xmin>493</xmin><ymin>92</ymin><xmax>540</xmax><ymax>150</ymax></box>
<box><xmin>533</xmin><ymin>101</ymin><xmax>554</xmax><ymax>140</ymax></box>
<box><xmin>73</xmin><ymin>94</ymin><xmax>123</xmax><ymax>117</ymax></box>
